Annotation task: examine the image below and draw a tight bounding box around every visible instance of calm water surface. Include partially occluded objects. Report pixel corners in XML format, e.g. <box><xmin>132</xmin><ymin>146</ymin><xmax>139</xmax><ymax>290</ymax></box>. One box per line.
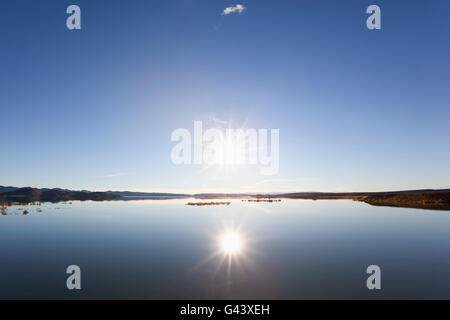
<box><xmin>1</xmin><ymin>199</ymin><xmax>450</xmax><ymax>299</ymax></box>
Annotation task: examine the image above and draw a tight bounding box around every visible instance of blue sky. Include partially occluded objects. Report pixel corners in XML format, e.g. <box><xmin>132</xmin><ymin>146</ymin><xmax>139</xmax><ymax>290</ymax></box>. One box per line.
<box><xmin>1</xmin><ymin>0</ymin><xmax>449</xmax><ymax>193</ymax></box>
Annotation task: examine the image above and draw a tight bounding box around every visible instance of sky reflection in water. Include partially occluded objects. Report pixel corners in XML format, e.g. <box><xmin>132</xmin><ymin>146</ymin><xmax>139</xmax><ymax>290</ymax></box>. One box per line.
<box><xmin>1</xmin><ymin>199</ymin><xmax>450</xmax><ymax>299</ymax></box>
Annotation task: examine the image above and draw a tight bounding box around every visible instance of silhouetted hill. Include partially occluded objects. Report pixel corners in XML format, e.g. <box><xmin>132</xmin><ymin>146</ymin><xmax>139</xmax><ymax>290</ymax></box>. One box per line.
<box><xmin>278</xmin><ymin>189</ymin><xmax>450</xmax><ymax>210</ymax></box>
<box><xmin>0</xmin><ymin>186</ymin><xmax>20</xmax><ymax>194</ymax></box>
<box><xmin>0</xmin><ymin>188</ymin><xmax>119</xmax><ymax>203</ymax></box>
<box><xmin>0</xmin><ymin>186</ymin><xmax>191</xmax><ymax>202</ymax></box>
<box><xmin>358</xmin><ymin>189</ymin><xmax>450</xmax><ymax>210</ymax></box>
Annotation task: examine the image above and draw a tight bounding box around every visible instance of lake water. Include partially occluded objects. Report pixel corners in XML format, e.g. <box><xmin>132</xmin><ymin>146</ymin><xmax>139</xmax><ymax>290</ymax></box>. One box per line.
<box><xmin>1</xmin><ymin>199</ymin><xmax>450</xmax><ymax>299</ymax></box>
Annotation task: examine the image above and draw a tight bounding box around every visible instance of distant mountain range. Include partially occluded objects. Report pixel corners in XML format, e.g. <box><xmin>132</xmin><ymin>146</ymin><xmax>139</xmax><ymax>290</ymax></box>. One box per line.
<box><xmin>276</xmin><ymin>189</ymin><xmax>450</xmax><ymax>210</ymax></box>
<box><xmin>0</xmin><ymin>187</ymin><xmax>119</xmax><ymax>203</ymax></box>
<box><xmin>106</xmin><ymin>191</ymin><xmax>191</xmax><ymax>198</ymax></box>
<box><xmin>0</xmin><ymin>186</ymin><xmax>191</xmax><ymax>201</ymax></box>
<box><xmin>0</xmin><ymin>186</ymin><xmax>19</xmax><ymax>194</ymax></box>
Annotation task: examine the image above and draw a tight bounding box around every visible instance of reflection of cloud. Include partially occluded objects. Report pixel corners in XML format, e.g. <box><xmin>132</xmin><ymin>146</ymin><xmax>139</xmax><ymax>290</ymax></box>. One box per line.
<box><xmin>222</xmin><ymin>4</ymin><xmax>246</xmax><ymax>16</ymax></box>
<box><xmin>97</xmin><ymin>173</ymin><xmax>127</xmax><ymax>179</ymax></box>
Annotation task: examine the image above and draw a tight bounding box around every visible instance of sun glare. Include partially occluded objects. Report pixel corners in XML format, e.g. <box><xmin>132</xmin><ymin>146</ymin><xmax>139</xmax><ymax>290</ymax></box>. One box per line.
<box><xmin>206</xmin><ymin>131</ymin><xmax>250</xmax><ymax>166</ymax></box>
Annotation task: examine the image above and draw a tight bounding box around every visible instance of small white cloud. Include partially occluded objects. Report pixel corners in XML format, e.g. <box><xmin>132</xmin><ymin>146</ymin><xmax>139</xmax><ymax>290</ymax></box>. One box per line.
<box><xmin>222</xmin><ymin>4</ymin><xmax>246</xmax><ymax>16</ymax></box>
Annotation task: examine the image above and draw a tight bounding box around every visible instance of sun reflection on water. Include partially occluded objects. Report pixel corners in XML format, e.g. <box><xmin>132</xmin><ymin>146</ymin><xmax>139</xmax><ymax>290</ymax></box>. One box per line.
<box><xmin>190</xmin><ymin>221</ymin><xmax>255</xmax><ymax>290</ymax></box>
<box><xmin>220</xmin><ymin>231</ymin><xmax>243</xmax><ymax>256</ymax></box>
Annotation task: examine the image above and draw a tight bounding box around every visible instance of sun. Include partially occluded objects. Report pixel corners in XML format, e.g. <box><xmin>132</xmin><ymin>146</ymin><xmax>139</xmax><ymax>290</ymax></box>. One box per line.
<box><xmin>204</xmin><ymin>130</ymin><xmax>249</xmax><ymax>166</ymax></box>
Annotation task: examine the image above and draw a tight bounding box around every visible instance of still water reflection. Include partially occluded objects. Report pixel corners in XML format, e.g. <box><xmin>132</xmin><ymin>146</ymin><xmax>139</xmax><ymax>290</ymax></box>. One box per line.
<box><xmin>1</xmin><ymin>199</ymin><xmax>450</xmax><ymax>299</ymax></box>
